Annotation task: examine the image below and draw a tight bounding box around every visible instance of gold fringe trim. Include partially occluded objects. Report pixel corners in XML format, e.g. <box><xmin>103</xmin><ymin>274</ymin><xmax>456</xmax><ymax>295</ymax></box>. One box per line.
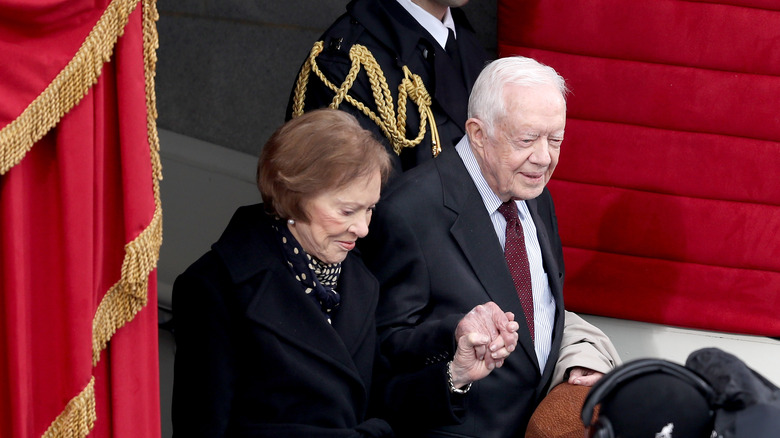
<box><xmin>0</xmin><ymin>0</ymin><xmax>142</xmax><ymax>175</ymax></box>
<box><xmin>291</xmin><ymin>41</ymin><xmax>441</xmax><ymax>157</ymax></box>
<box><xmin>41</xmin><ymin>378</ymin><xmax>96</xmax><ymax>438</ymax></box>
<box><xmin>91</xmin><ymin>0</ymin><xmax>162</xmax><ymax>366</ymax></box>
<box><xmin>4</xmin><ymin>0</ymin><xmax>164</xmax><ymax>437</ymax></box>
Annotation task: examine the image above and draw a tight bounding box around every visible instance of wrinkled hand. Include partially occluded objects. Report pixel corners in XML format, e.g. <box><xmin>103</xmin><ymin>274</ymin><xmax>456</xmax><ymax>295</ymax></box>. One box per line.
<box><xmin>567</xmin><ymin>367</ymin><xmax>603</xmax><ymax>386</ymax></box>
<box><xmin>450</xmin><ymin>302</ymin><xmax>519</xmax><ymax>389</ymax></box>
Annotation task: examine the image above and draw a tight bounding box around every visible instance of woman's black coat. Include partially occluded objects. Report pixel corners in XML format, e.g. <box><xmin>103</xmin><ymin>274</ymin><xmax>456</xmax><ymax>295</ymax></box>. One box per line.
<box><xmin>171</xmin><ymin>204</ymin><xmax>395</xmax><ymax>437</ymax></box>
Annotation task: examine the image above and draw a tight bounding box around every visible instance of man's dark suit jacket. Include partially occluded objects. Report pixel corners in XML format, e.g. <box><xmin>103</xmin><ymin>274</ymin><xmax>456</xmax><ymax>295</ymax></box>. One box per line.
<box><xmin>360</xmin><ymin>147</ymin><xmax>567</xmax><ymax>437</ymax></box>
<box><xmin>286</xmin><ymin>0</ymin><xmax>489</xmax><ymax>173</ymax></box>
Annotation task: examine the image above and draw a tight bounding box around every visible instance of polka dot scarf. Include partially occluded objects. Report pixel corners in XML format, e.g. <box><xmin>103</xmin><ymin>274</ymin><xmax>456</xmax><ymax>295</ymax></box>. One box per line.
<box><xmin>273</xmin><ymin>219</ymin><xmax>341</xmax><ymax>323</ymax></box>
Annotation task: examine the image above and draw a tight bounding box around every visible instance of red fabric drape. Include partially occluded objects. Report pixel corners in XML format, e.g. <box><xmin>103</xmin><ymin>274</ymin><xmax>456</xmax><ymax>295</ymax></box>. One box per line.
<box><xmin>496</xmin><ymin>0</ymin><xmax>780</xmax><ymax>336</ymax></box>
<box><xmin>0</xmin><ymin>1</ymin><xmax>161</xmax><ymax>437</ymax></box>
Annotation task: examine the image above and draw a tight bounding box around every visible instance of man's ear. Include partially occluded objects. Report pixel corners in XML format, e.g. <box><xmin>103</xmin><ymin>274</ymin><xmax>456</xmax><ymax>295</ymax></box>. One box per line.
<box><xmin>465</xmin><ymin>118</ymin><xmax>486</xmax><ymax>149</ymax></box>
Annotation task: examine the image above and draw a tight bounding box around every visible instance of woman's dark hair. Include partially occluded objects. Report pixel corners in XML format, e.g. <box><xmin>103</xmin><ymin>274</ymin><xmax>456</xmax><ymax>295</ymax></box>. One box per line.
<box><xmin>257</xmin><ymin>109</ymin><xmax>392</xmax><ymax>221</ymax></box>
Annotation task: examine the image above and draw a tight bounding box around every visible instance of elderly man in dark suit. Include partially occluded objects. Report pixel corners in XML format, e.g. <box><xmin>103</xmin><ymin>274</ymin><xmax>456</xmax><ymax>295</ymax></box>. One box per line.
<box><xmin>361</xmin><ymin>56</ymin><xmax>601</xmax><ymax>437</ymax></box>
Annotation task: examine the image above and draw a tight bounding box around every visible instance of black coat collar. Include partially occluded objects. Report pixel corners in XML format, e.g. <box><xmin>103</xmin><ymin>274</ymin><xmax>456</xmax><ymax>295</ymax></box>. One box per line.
<box><xmin>211</xmin><ymin>204</ymin><xmax>379</xmax><ymax>384</ymax></box>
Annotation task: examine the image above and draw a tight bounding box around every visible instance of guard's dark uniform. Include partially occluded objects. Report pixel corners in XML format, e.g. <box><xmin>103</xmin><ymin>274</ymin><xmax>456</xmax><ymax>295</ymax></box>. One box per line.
<box><xmin>286</xmin><ymin>0</ymin><xmax>489</xmax><ymax>174</ymax></box>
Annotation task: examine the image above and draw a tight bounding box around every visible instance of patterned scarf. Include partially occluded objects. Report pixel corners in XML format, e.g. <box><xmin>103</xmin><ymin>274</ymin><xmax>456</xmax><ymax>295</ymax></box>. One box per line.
<box><xmin>273</xmin><ymin>219</ymin><xmax>341</xmax><ymax>323</ymax></box>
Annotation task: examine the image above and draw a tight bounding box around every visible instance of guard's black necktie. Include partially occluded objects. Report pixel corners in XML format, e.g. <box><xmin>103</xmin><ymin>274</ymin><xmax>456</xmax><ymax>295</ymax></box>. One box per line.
<box><xmin>445</xmin><ymin>28</ymin><xmax>461</xmax><ymax>66</ymax></box>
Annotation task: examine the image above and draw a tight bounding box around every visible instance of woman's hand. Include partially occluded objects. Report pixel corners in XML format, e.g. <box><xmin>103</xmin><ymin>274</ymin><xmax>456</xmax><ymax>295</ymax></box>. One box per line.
<box><xmin>449</xmin><ymin>302</ymin><xmax>519</xmax><ymax>389</ymax></box>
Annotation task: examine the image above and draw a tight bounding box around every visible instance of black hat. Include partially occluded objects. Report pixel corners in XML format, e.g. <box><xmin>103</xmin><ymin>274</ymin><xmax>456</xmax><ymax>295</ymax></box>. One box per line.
<box><xmin>582</xmin><ymin>358</ymin><xmax>716</xmax><ymax>438</ymax></box>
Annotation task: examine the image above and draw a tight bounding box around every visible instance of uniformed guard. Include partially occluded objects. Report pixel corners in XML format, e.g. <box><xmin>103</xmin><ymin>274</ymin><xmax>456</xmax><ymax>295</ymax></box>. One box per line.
<box><xmin>286</xmin><ymin>0</ymin><xmax>489</xmax><ymax>174</ymax></box>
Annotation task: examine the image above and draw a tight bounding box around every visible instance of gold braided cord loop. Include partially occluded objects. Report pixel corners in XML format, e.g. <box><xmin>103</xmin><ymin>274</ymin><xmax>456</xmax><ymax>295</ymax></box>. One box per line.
<box><xmin>41</xmin><ymin>378</ymin><xmax>96</xmax><ymax>438</ymax></box>
<box><xmin>291</xmin><ymin>41</ymin><xmax>441</xmax><ymax>157</ymax></box>
<box><xmin>0</xmin><ymin>0</ymin><xmax>143</xmax><ymax>175</ymax></box>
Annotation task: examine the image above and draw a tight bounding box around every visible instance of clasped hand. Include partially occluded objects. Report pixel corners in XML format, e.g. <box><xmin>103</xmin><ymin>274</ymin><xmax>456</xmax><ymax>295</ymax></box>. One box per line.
<box><xmin>449</xmin><ymin>302</ymin><xmax>519</xmax><ymax>389</ymax></box>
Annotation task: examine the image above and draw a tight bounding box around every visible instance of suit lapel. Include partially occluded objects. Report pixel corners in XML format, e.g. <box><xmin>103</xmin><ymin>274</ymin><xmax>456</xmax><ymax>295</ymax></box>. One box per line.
<box><xmin>436</xmin><ymin>151</ymin><xmax>539</xmax><ymax>370</ymax></box>
<box><xmin>433</xmin><ymin>16</ymin><xmax>488</xmax><ymax>136</ymax></box>
<box><xmin>527</xmin><ymin>196</ymin><xmax>566</xmax><ymax>390</ymax></box>
<box><xmin>433</xmin><ymin>45</ymin><xmax>469</xmax><ymax>130</ymax></box>
<box><xmin>526</xmin><ymin>197</ymin><xmax>564</xmax><ymax>304</ymax></box>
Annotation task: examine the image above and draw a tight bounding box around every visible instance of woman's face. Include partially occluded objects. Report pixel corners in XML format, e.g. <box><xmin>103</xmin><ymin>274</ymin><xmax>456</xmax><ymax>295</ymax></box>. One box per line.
<box><xmin>289</xmin><ymin>170</ymin><xmax>382</xmax><ymax>264</ymax></box>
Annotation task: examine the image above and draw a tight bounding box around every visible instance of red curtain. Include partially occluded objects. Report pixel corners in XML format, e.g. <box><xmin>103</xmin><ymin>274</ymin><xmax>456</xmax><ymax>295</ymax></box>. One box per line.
<box><xmin>0</xmin><ymin>1</ymin><xmax>162</xmax><ymax>437</ymax></box>
<box><xmin>497</xmin><ymin>0</ymin><xmax>780</xmax><ymax>337</ymax></box>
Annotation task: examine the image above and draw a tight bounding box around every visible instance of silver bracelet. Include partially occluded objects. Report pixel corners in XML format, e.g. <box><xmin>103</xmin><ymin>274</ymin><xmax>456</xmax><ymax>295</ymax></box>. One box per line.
<box><xmin>446</xmin><ymin>360</ymin><xmax>472</xmax><ymax>394</ymax></box>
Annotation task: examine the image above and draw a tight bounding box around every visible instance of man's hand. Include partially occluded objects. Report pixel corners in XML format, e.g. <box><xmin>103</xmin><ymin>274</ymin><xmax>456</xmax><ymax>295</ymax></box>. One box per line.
<box><xmin>567</xmin><ymin>366</ymin><xmax>603</xmax><ymax>386</ymax></box>
<box><xmin>449</xmin><ymin>302</ymin><xmax>519</xmax><ymax>389</ymax></box>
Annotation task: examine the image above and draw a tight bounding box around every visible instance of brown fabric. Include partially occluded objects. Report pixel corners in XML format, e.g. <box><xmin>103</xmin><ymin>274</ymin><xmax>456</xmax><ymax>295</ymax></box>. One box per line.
<box><xmin>526</xmin><ymin>383</ymin><xmax>596</xmax><ymax>438</ymax></box>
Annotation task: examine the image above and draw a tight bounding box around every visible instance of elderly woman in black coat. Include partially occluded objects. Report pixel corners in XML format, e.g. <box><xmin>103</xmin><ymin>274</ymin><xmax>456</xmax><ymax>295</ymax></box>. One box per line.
<box><xmin>171</xmin><ymin>109</ymin><xmax>519</xmax><ymax>437</ymax></box>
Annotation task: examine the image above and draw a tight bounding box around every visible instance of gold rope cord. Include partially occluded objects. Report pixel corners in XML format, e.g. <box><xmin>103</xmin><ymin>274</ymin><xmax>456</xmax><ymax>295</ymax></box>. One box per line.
<box><xmin>291</xmin><ymin>41</ymin><xmax>441</xmax><ymax>157</ymax></box>
<box><xmin>41</xmin><ymin>378</ymin><xmax>96</xmax><ymax>438</ymax></box>
<box><xmin>0</xmin><ymin>0</ymin><xmax>166</xmax><ymax>437</ymax></box>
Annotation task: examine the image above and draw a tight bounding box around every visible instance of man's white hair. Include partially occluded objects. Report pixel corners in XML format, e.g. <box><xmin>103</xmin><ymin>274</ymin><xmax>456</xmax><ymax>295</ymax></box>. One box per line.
<box><xmin>468</xmin><ymin>56</ymin><xmax>568</xmax><ymax>136</ymax></box>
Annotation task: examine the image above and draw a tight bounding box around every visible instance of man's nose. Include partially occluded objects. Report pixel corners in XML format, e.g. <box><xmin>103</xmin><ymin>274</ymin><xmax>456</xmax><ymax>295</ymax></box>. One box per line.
<box><xmin>530</xmin><ymin>139</ymin><xmax>552</xmax><ymax>166</ymax></box>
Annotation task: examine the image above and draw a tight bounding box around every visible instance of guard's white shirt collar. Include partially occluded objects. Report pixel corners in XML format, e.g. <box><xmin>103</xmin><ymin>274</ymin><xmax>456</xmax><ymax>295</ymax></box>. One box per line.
<box><xmin>395</xmin><ymin>0</ymin><xmax>456</xmax><ymax>49</ymax></box>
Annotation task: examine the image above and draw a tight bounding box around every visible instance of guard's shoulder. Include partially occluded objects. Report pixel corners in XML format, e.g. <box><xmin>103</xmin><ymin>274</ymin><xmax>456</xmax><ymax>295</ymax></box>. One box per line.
<box><xmin>316</xmin><ymin>13</ymin><xmax>368</xmax><ymax>59</ymax></box>
<box><xmin>451</xmin><ymin>7</ymin><xmax>476</xmax><ymax>33</ymax></box>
